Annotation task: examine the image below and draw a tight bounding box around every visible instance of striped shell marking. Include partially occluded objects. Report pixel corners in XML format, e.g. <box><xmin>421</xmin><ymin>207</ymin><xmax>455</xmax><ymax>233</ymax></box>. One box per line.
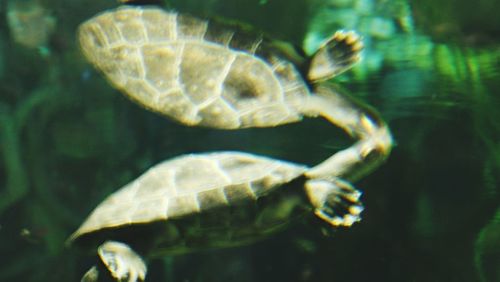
<box><xmin>78</xmin><ymin>6</ymin><xmax>310</xmax><ymax>129</ymax></box>
<box><xmin>70</xmin><ymin>152</ymin><xmax>307</xmax><ymax>240</ymax></box>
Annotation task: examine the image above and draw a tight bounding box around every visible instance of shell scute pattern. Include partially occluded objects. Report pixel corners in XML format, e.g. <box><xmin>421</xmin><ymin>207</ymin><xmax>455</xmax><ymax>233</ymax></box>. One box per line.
<box><xmin>115</xmin><ymin>46</ymin><xmax>144</xmax><ymax>77</ymax></box>
<box><xmin>178</xmin><ymin>43</ymin><xmax>234</xmax><ymax>104</ymax></box>
<box><xmin>197</xmin><ymin>99</ymin><xmax>240</xmax><ymax>128</ymax></box>
<box><xmin>118</xmin><ymin>19</ymin><xmax>147</xmax><ymax>44</ymax></box>
<box><xmin>202</xmin><ymin>21</ymin><xmax>235</xmax><ymax>47</ymax></box>
<box><xmin>222</xmin><ymin>183</ymin><xmax>256</xmax><ymax>203</ymax></box>
<box><xmin>176</xmin><ymin>13</ymin><xmax>208</xmax><ymax>39</ymax></box>
<box><xmin>71</xmin><ymin>152</ymin><xmax>306</xmax><ymax>239</ymax></box>
<box><xmin>123</xmin><ymin>77</ymin><xmax>158</xmax><ymax>104</ymax></box>
<box><xmin>96</xmin><ymin>18</ymin><xmax>122</xmax><ymax>46</ymax></box>
<box><xmin>78</xmin><ymin>6</ymin><xmax>309</xmax><ymax>129</ymax></box>
<box><xmin>130</xmin><ymin>198</ymin><xmax>169</xmax><ymax>223</ymax></box>
<box><xmin>167</xmin><ymin>194</ymin><xmax>200</xmax><ymax>218</ymax></box>
<box><xmin>196</xmin><ymin>188</ymin><xmax>229</xmax><ymax>211</ymax></box>
<box><xmin>172</xmin><ymin>157</ymin><xmax>230</xmax><ymax>193</ymax></box>
<box><xmin>141</xmin><ymin>8</ymin><xmax>178</xmax><ymax>42</ymax></box>
<box><xmin>141</xmin><ymin>45</ymin><xmax>179</xmax><ymax>91</ymax></box>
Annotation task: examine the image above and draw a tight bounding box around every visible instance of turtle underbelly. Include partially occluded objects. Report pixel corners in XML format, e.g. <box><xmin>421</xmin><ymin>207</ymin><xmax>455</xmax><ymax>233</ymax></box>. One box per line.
<box><xmin>78</xmin><ymin>6</ymin><xmax>311</xmax><ymax>129</ymax></box>
<box><xmin>151</xmin><ymin>192</ymin><xmax>307</xmax><ymax>256</ymax></box>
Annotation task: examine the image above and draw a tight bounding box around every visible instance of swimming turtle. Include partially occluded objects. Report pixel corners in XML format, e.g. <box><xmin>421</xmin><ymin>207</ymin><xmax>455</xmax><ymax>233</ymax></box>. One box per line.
<box><xmin>72</xmin><ymin>4</ymin><xmax>393</xmax><ymax>282</ymax></box>
<box><xmin>78</xmin><ymin>5</ymin><xmax>369</xmax><ymax>130</ymax></box>
<box><xmin>71</xmin><ymin>152</ymin><xmax>364</xmax><ymax>282</ymax></box>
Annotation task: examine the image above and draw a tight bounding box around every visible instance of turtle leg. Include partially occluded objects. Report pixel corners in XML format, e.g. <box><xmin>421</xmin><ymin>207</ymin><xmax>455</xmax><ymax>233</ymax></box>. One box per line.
<box><xmin>304</xmin><ymin>178</ymin><xmax>364</xmax><ymax>227</ymax></box>
<box><xmin>307</xmin><ymin>30</ymin><xmax>364</xmax><ymax>82</ymax></box>
<box><xmin>92</xmin><ymin>241</ymin><xmax>147</xmax><ymax>282</ymax></box>
<box><xmin>304</xmin><ymin>84</ymin><xmax>393</xmax><ymax>182</ymax></box>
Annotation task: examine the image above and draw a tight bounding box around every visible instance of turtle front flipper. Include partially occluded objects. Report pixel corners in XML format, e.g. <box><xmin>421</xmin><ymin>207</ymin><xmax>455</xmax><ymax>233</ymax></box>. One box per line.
<box><xmin>304</xmin><ymin>178</ymin><xmax>363</xmax><ymax>227</ymax></box>
<box><xmin>307</xmin><ymin>30</ymin><xmax>363</xmax><ymax>82</ymax></box>
<box><xmin>92</xmin><ymin>241</ymin><xmax>147</xmax><ymax>282</ymax></box>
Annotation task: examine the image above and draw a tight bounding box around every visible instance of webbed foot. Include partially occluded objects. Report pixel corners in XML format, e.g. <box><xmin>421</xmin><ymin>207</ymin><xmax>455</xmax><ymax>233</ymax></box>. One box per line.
<box><xmin>308</xmin><ymin>30</ymin><xmax>364</xmax><ymax>82</ymax></box>
<box><xmin>96</xmin><ymin>241</ymin><xmax>147</xmax><ymax>282</ymax></box>
<box><xmin>304</xmin><ymin>178</ymin><xmax>363</xmax><ymax>227</ymax></box>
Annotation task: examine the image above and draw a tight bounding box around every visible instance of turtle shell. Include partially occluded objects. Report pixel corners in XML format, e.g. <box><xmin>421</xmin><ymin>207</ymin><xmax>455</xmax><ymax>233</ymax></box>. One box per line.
<box><xmin>78</xmin><ymin>6</ymin><xmax>311</xmax><ymax>129</ymax></box>
<box><xmin>69</xmin><ymin>152</ymin><xmax>307</xmax><ymax>247</ymax></box>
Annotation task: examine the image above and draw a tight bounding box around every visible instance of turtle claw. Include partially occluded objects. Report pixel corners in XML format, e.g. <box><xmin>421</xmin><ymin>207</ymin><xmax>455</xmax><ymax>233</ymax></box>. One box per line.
<box><xmin>305</xmin><ymin>178</ymin><xmax>364</xmax><ymax>227</ymax></box>
<box><xmin>97</xmin><ymin>241</ymin><xmax>147</xmax><ymax>282</ymax></box>
<box><xmin>307</xmin><ymin>30</ymin><xmax>364</xmax><ymax>82</ymax></box>
<box><xmin>314</xmin><ymin>208</ymin><xmax>362</xmax><ymax>227</ymax></box>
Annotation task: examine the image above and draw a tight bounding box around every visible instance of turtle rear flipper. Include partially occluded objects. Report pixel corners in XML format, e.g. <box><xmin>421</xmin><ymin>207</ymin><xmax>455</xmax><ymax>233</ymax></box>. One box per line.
<box><xmin>304</xmin><ymin>178</ymin><xmax>364</xmax><ymax>227</ymax></box>
<box><xmin>307</xmin><ymin>30</ymin><xmax>364</xmax><ymax>82</ymax></box>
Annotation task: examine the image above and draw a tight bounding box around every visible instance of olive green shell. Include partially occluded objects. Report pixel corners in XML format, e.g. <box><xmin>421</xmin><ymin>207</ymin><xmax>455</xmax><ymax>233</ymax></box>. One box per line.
<box><xmin>78</xmin><ymin>6</ymin><xmax>311</xmax><ymax>129</ymax></box>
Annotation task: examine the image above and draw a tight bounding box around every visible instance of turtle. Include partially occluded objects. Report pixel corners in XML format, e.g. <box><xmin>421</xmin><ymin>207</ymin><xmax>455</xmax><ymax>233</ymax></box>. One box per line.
<box><xmin>71</xmin><ymin>4</ymin><xmax>393</xmax><ymax>282</ymax></box>
<box><xmin>71</xmin><ymin>151</ymin><xmax>364</xmax><ymax>282</ymax></box>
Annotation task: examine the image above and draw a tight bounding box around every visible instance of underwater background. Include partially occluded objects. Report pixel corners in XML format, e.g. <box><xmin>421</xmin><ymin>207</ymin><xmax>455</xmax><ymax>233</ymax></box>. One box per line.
<box><xmin>0</xmin><ymin>0</ymin><xmax>499</xmax><ymax>281</ymax></box>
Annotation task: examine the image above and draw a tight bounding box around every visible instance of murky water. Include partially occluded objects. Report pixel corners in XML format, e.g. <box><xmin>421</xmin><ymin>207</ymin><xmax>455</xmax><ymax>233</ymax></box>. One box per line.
<box><xmin>0</xmin><ymin>0</ymin><xmax>498</xmax><ymax>281</ymax></box>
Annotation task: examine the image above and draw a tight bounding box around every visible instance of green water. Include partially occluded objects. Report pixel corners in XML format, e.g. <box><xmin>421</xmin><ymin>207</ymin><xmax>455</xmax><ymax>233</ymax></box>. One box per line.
<box><xmin>0</xmin><ymin>0</ymin><xmax>498</xmax><ymax>281</ymax></box>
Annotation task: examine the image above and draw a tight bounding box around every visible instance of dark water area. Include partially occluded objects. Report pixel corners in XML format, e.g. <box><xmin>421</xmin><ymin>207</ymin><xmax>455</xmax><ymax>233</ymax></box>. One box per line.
<box><xmin>0</xmin><ymin>0</ymin><xmax>499</xmax><ymax>281</ymax></box>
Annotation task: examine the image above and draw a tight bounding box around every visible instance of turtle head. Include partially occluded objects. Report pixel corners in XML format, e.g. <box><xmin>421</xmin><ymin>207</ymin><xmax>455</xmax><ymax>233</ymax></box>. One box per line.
<box><xmin>307</xmin><ymin>30</ymin><xmax>364</xmax><ymax>82</ymax></box>
<box><xmin>80</xmin><ymin>241</ymin><xmax>147</xmax><ymax>282</ymax></box>
<box><xmin>304</xmin><ymin>178</ymin><xmax>363</xmax><ymax>227</ymax></box>
<box><xmin>96</xmin><ymin>241</ymin><xmax>147</xmax><ymax>282</ymax></box>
